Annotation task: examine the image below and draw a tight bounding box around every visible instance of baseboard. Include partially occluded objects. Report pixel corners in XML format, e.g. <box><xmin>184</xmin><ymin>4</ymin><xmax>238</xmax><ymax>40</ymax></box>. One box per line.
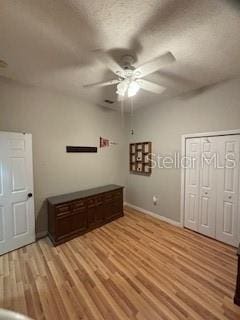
<box><xmin>124</xmin><ymin>202</ymin><xmax>182</xmax><ymax>228</ymax></box>
<box><xmin>36</xmin><ymin>231</ymin><xmax>48</xmax><ymax>240</ymax></box>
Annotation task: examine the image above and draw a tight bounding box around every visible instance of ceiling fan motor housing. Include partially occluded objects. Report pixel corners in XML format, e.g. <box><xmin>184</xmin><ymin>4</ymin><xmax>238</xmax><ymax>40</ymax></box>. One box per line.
<box><xmin>121</xmin><ymin>55</ymin><xmax>136</xmax><ymax>68</ymax></box>
<box><xmin>118</xmin><ymin>55</ymin><xmax>135</xmax><ymax>79</ymax></box>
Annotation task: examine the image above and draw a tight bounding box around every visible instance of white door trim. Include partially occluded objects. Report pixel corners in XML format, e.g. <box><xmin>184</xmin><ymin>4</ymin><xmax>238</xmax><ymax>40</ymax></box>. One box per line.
<box><xmin>180</xmin><ymin>129</ymin><xmax>240</xmax><ymax>231</ymax></box>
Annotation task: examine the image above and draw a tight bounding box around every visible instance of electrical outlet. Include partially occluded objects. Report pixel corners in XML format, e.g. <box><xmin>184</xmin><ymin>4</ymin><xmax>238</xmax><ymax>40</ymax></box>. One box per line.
<box><xmin>153</xmin><ymin>196</ymin><xmax>158</xmax><ymax>205</ymax></box>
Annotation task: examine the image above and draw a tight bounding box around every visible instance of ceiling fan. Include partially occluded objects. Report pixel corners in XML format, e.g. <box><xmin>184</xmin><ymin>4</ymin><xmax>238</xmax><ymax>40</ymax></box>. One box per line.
<box><xmin>83</xmin><ymin>51</ymin><xmax>175</xmax><ymax>100</ymax></box>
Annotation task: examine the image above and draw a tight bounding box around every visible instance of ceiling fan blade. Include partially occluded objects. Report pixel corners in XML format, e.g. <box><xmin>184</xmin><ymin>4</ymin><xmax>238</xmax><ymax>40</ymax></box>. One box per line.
<box><xmin>134</xmin><ymin>52</ymin><xmax>175</xmax><ymax>78</ymax></box>
<box><xmin>94</xmin><ymin>50</ymin><xmax>126</xmax><ymax>78</ymax></box>
<box><xmin>83</xmin><ymin>79</ymin><xmax>120</xmax><ymax>88</ymax></box>
<box><xmin>137</xmin><ymin>79</ymin><xmax>166</xmax><ymax>94</ymax></box>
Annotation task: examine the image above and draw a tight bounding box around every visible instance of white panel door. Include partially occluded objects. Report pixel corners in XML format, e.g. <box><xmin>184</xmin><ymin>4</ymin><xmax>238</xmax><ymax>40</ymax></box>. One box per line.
<box><xmin>0</xmin><ymin>132</ymin><xmax>35</xmax><ymax>255</ymax></box>
<box><xmin>184</xmin><ymin>138</ymin><xmax>200</xmax><ymax>231</ymax></box>
<box><xmin>198</xmin><ymin>137</ymin><xmax>217</xmax><ymax>238</ymax></box>
<box><xmin>216</xmin><ymin>135</ymin><xmax>240</xmax><ymax>247</ymax></box>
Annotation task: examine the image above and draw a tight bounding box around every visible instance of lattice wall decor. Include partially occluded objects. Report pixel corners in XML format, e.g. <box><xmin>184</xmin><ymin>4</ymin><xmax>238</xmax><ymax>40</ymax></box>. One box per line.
<box><xmin>129</xmin><ymin>142</ymin><xmax>152</xmax><ymax>176</ymax></box>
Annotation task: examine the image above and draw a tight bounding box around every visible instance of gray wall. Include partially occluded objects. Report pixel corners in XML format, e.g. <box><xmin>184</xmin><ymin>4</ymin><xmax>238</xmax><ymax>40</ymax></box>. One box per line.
<box><xmin>1</xmin><ymin>76</ymin><xmax>240</xmax><ymax>232</ymax></box>
<box><xmin>126</xmin><ymin>78</ymin><xmax>240</xmax><ymax>222</ymax></box>
<box><xmin>0</xmin><ymin>78</ymin><xmax>127</xmax><ymax>236</ymax></box>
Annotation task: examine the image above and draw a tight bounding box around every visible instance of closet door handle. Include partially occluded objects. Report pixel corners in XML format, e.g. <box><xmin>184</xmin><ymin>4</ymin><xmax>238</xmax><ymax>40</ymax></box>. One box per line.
<box><xmin>205</xmin><ymin>192</ymin><xmax>208</xmax><ymax>195</ymax></box>
<box><xmin>228</xmin><ymin>195</ymin><xmax>232</xmax><ymax>200</ymax></box>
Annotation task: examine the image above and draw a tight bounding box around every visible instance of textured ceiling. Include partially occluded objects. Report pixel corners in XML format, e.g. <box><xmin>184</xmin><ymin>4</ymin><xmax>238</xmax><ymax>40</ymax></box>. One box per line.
<box><xmin>0</xmin><ymin>0</ymin><xmax>240</xmax><ymax>111</ymax></box>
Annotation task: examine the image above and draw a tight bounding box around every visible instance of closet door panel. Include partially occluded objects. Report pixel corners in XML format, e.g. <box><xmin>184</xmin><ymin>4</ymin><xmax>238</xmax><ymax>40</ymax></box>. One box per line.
<box><xmin>238</xmin><ymin>167</ymin><xmax>240</xmax><ymax>243</ymax></box>
<box><xmin>216</xmin><ymin>136</ymin><xmax>240</xmax><ymax>247</ymax></box>
<box><xmin>238</xmin><ymin>197</ymin><xmax>240</xmax><ymax>243</ymax></box>
<box><xmin>198</xmin><ymin>138</ymin><xmax>217</xmax><ymax>238</ymax></box>
<box><xmin>184</xmin><ymin>138</ymin><xmax>200</xmax><ymax>231</ymax></box>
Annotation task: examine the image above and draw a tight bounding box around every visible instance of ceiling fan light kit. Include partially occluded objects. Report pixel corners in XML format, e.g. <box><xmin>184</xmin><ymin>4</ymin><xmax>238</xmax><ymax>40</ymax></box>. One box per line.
<box><xmin>116</xmin><ymin>79</ymin><xmax>140</xmax><ymax>97</ymax></box>
<box><xmin>128</xmin><ymin>81</ymin><xmax>140</xmax><ymax>97</ymax></box>
<box><xmin>84</xmin><ymin>51</ymin><xmax>175</xmax><ymax>102</ymax></box>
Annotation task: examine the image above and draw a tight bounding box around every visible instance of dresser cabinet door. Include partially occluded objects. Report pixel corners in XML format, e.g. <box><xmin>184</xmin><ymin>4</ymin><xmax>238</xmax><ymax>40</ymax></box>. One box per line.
<box><xmin>95</xmin><ymin>195</ymin><xmax>105</xmax><ymax>223</ymax></box>
<box><xmin>105</xmin><ymin>190</ymin><xmax>123</xmax><ymax>221</ymax></box>
<box><xmin>55</xmin><ymin>204</ymin><xmax>73</xmax><ymax>240</ymax></box>
<box><xmin>56</xmin><ymin>201</ymin><xmax>87</xmax><ymax>240</ymax></box>
<box><xmin>87</xmin><ymin>198</ymin><xmax>97</xmax><ymax>228</ymax></box>
<box><xmin>72</xmin><ymin>200</ymin><xmax>88</xmax><ymax>233</ymax></box>
<box><xmin>56</xmin><ymin>215</ymin><xmax>74</xmax><ymax>240</ymax></box>
<box><xmin>87</xmin><ymin>196</ymin><xmax>104</xmax><ymax>228</ymax></box>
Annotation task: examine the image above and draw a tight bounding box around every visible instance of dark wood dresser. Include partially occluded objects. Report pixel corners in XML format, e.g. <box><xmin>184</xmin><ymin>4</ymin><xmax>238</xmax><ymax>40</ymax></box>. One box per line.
<box><xmin>234</xmin><ymin>244</ymin><xmax>240</xmax><ymax>306</ymax></box>
<box><xmin>48</xmin><ymin>184</ymin><xmax>124</xmax><ymax>245</ymax></box>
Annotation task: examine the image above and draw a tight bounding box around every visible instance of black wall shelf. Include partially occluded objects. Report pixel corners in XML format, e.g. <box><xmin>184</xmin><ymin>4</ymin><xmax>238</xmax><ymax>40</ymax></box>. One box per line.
<box><xmin>66</xmin><ymin>146</ymin><xmax>97</xmax><ymax>153</ymax></box>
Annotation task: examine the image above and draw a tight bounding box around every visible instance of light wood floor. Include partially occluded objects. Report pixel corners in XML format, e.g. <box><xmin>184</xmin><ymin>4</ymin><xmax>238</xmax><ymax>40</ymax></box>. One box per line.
<box><xmin>0</xmin><ymin>207</ymin><xmax>240</xmax><ymax>320</ymax></box>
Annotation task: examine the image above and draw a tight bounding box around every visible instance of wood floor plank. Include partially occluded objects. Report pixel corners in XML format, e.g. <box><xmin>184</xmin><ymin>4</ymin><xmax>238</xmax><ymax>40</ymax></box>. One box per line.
<box><xmin>0</xmin><ymin>207</ymin><xmax>240</xmax><ymax>320</ymax></box>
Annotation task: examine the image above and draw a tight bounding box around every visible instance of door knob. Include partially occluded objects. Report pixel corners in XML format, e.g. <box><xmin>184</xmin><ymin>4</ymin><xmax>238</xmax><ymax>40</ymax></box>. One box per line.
<box><xmin>28</xmin><ymin>193</ymin><xmax>33</xmax><ymax>198</ymax></box>
<box><xmin>228</xmin><ymin>196</ymin><xmax>232</xmax><ymax>200</ymax></box>
<box><xmin>205</xmin><ymin>192</ymin><xmax>208</xmax><ymax>195</ymax></box>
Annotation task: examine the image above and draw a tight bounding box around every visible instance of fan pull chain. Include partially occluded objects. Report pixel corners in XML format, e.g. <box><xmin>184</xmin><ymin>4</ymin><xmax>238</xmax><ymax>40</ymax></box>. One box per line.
<box><xmin>121</xmin><ymin>98</ymin><xmax>125</xmax><ymax>128</ymax></box>
<box><xmin>130</xmin><ymin>96</ymin><xmax>134</xmax><ymax>135</ymax></box>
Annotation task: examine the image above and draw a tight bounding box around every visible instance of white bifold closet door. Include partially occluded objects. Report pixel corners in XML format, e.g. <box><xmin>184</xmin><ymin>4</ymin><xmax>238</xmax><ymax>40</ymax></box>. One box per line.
<box><xmin>216</xmin><ymin>135</ymin><xmax>240</xmax><ymax>246</ymax></box>
<box><xmin>184</xmin><ymin>135</ymin><xmax>240</xmax><ymax>247</ymax></box>
<box><xmin>198</xmin><ymin>137</ymin><xmax>218</xmax><ymax>239</ymax></box>
<box><xmin>184</xmin><ymin>138</ymin><xmax>201</xmax><ymax>232</ymax></box>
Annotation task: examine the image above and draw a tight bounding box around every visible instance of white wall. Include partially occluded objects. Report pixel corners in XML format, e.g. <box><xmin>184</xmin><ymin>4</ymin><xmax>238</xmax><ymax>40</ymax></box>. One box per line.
<box><xmin>126</xmin><ymin>78</ymin><xmax>240</xmax><ymax>222</ymax></box>
<box><xmin>0</xmin><ymin>78</ymin><xmax>127</xmax><ymax>236</ymax></box>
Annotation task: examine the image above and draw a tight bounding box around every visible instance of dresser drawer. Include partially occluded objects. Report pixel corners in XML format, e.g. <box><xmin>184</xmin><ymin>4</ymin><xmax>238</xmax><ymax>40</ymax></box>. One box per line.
<box><xmin>55</xmin><ymin>203</ymin><xmax>71</xmax><ymax>217</ymax></box>
<box><xmin>73</xmin><ymin>199</ymin><xmax>85</xmax><ymax>208</ymax></box>
<box><xmin>104</xmin><ymin>190</ymin><xmax>122</xmax><ymax>202</ymax></box>
<box><xmin>95</xmin><ymin>195</ymin><xmax>104</xmax><ymax>205</ymax></box>
<box><xmin>72</xmin><ymin>199</ymin><xmax>86</xmax><ymax>212</ymax></box>
<box><xmin>104</xmin><ymin>192</ymin><xmax>114</xmax><ymax>202</ymax></box>
<box><xmin>113</xmin><ymin>189</ymin><xmax>122</xmax><ymax>199</ymax></box>
<box><xmin>87</xmin><ymin>197</ymin><xmax>96</xmax><ymax>207</ymax></box>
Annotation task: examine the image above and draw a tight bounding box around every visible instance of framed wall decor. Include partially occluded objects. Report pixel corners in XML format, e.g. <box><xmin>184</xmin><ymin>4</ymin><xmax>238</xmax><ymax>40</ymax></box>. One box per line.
<box><xmin>129</xmin><ymin>142</ymin><xmax>152</xmax><ymax>176</ymax></box>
